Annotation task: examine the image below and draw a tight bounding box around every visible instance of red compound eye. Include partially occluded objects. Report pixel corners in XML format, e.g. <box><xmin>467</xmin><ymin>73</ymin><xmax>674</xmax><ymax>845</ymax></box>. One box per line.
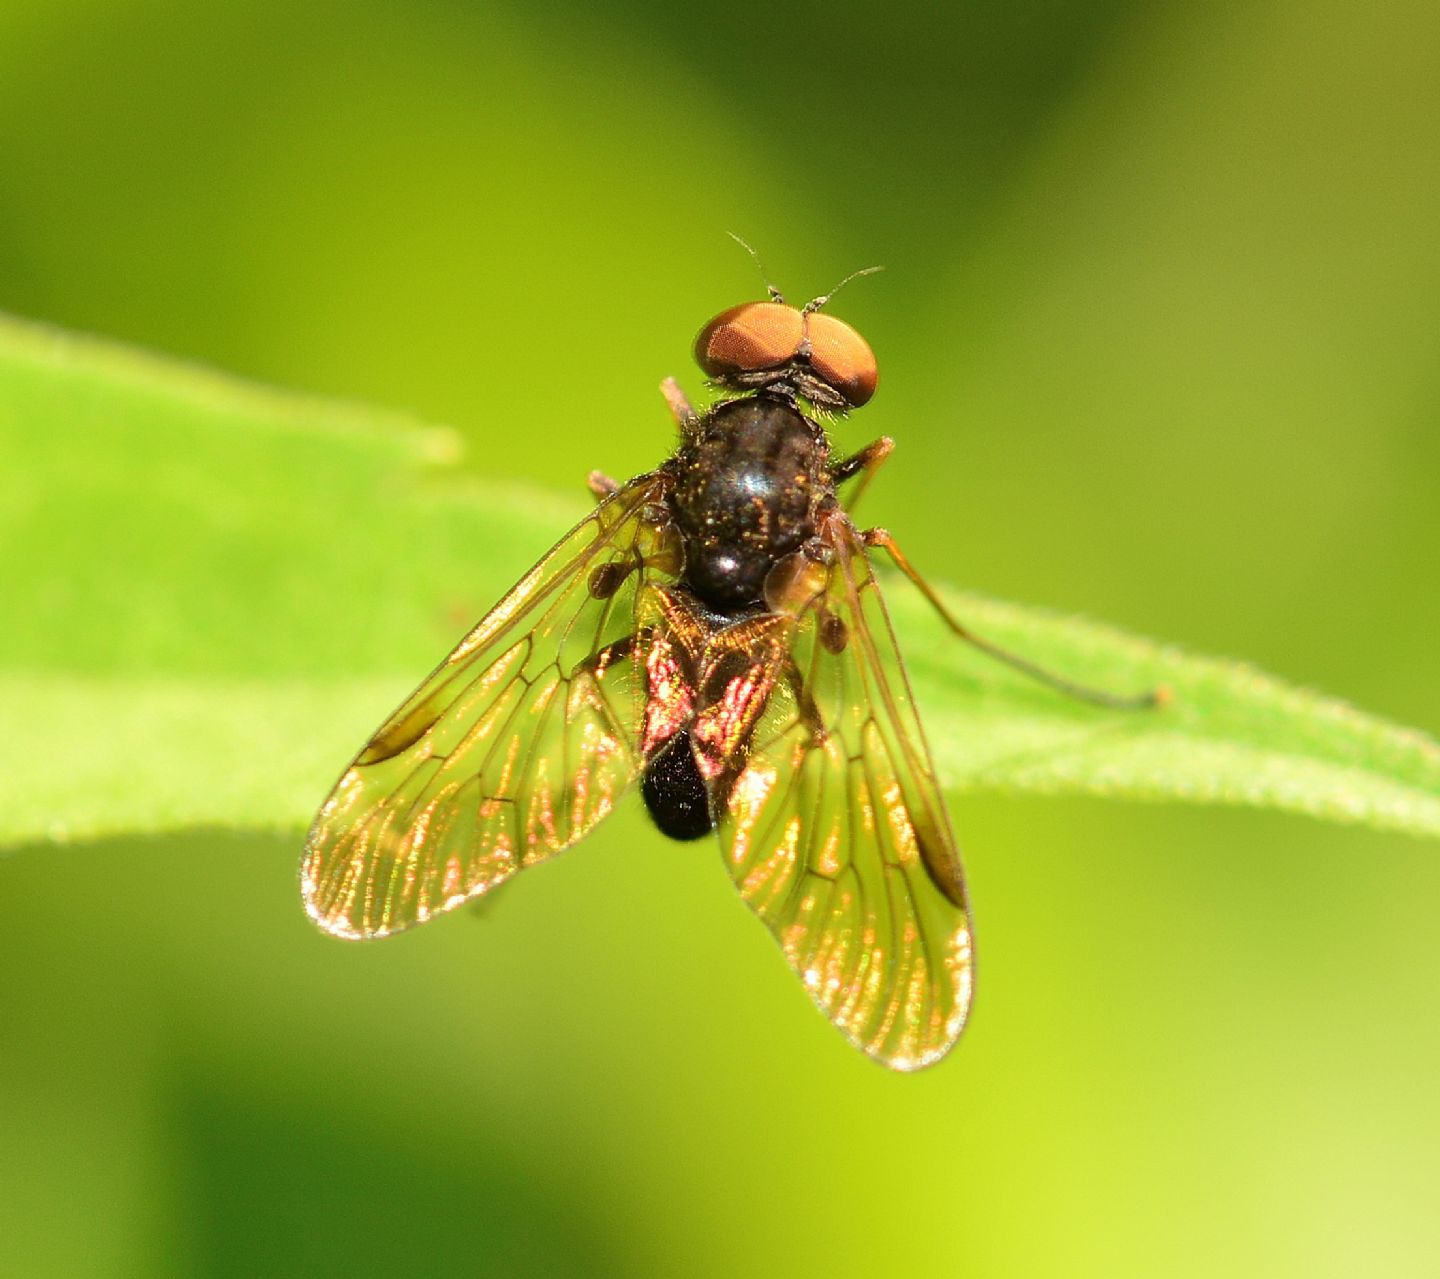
<box><xmin>694</xmin><ymin>301</ymin><xmax>805</xmax><ymax>379</ymax></box>
<box><xmin>804</xmin><ymin>312</ymin><xmax>878</xmax><ymax>407</ymax></box>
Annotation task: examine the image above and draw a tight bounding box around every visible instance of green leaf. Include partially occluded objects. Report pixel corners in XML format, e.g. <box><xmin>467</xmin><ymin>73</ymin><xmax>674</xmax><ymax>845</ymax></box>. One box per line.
<box><xmin>3</xmin><ymin>312</ymin><xmax>1437</xmax><ymax>848</ymax></box>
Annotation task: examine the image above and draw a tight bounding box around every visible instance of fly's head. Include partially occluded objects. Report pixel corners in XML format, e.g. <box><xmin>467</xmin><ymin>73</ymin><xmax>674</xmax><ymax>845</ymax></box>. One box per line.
<box><xmin>693</xmin><ymin>291</ymin><xmax>878</xmax><ymax>415</ymax></box>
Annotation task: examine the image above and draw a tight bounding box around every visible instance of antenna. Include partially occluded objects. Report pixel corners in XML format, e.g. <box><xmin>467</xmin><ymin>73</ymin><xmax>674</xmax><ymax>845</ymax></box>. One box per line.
<box><xmin>727</xmin><ymin>232</ymin><xmax>785</xmax><ymax>303</ymax></box>
<box><xmin>804</xmin><ymin>264</ymin><xmax>884</xmax><ymax>313</ymax></box>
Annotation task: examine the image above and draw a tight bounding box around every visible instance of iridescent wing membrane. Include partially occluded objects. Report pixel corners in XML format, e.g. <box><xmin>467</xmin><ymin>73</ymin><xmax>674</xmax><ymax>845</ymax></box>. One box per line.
<box><xmin>302</xmin><ymin>476</ymin><xmax>674</xmax><ymax>939</ymax></box>
<box><xmin>718</xmin><ymin>510</ymin><xmax>974</xmax><ymax>1070</ymax></box>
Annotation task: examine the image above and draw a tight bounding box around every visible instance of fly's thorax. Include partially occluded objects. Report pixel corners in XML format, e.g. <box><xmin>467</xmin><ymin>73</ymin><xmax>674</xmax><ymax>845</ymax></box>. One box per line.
<box><xmin>668</xmin><ymin>396</ymin><xmax>833</xmax><ymax>610</ymax></box>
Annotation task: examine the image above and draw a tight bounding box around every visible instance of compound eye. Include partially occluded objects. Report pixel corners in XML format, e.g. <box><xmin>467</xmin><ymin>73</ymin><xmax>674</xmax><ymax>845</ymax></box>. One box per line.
<box><xmin>804</xmin><ymin>312</ymin><xmax>878</xmax><ymax>407</ymax></box>
<box><xmin>694</xmin><ymin>302</ymin><xmax>805</xmax><ymax>379</ymax></box>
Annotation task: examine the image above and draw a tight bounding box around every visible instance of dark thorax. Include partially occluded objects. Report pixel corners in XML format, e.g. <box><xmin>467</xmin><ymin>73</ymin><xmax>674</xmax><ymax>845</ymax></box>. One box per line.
<box><xmin>664</xmin><ymin>393</ymin><xmax>834</xmax><ymax>613</ymax></box>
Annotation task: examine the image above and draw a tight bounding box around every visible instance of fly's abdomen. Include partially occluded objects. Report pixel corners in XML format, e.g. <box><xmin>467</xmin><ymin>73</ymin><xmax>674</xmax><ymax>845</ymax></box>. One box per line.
<box><xmin>641</xmin><ymin>730</ymin><xmax>713</xmax><ymax>841</ymax></box>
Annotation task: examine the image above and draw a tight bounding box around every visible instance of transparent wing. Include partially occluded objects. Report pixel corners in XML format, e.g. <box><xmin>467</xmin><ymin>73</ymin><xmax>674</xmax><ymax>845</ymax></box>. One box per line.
<box><xmin>716</xmin><ymin>511</ymin><xmax>974</xmax><ymax>1070</ymax></box>
<box><xmin>302</xmin><ymin>475</ymin><xmax>676</xmax><ymax>939</ymax></box>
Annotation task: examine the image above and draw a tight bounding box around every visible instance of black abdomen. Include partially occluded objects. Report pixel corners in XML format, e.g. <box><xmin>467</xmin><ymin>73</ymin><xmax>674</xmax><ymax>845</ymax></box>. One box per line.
<box><xmin>669</xmin><ymin>397</ymin><xmax>826</xmax><ymax>609</ymax></box>
<box><xmin>642</xmin><ymin>731</ymin><xmax>712</xmax><ymax>841</ymax></box>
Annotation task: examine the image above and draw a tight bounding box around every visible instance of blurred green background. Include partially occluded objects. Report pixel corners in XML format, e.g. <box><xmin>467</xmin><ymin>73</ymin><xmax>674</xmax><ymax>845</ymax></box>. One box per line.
<box><xmin>3</xmin><ymin>0</ymin><xmax>1439</xmax><ymax>1275</ymax></box>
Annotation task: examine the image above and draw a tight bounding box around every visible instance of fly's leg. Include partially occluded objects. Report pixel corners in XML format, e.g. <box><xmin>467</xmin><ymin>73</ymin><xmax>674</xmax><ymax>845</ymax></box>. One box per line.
<box><xmin>587</xmin><ymin>471</ymin><xmax>621</xmax><ymax>502</ymax></box>
<box><xmin>780</xmin><ymin>656</ymin><xmax>828</xmax><ymax>745</ymax></box>
<box><xmin>586</xmin><ymin>495</ymin><xmax>683</xmax><ymax>604</ymax></box>
<box><xmin>831</xmin><ymin>436</ymin><xmax>893</xmax><ymax>483</ymax></box>
<box><xmin>831</xmin><ymin>436</ymin><xmax>894</xmax><ymax>516</ymax></box>
<box><xmin>862</xmin><ymin>527</ymin><xmax>1170</xmax><ymax>711</ymax></box>
<box><xmin>569</xmin><ymin>634</ymin><xmax>636</xmax><ymax>679</ymax></box>
<box><xmin>661</xmin><ymin>377</ymin><xmax>703</xmax><ymax>443</ymax></box>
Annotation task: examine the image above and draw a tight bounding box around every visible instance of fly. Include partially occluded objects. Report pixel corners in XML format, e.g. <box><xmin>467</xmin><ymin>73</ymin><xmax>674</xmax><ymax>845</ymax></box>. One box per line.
<box><xmin>301</xmin><ymin>267</ymin><xmax>1163</xmax><ymax>1070</ymax></box>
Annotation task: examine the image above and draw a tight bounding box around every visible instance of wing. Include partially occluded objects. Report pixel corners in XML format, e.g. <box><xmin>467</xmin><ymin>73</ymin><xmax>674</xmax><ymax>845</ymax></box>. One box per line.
<box><xmin>715</xmin><ymin>510</ymin><xmax>973</xmax><ymax>1070</ymax></box>
<box><xmin>302</xmin><ymin>474</ymin><xmax>678</xmax><ymax>939</ymax></box>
